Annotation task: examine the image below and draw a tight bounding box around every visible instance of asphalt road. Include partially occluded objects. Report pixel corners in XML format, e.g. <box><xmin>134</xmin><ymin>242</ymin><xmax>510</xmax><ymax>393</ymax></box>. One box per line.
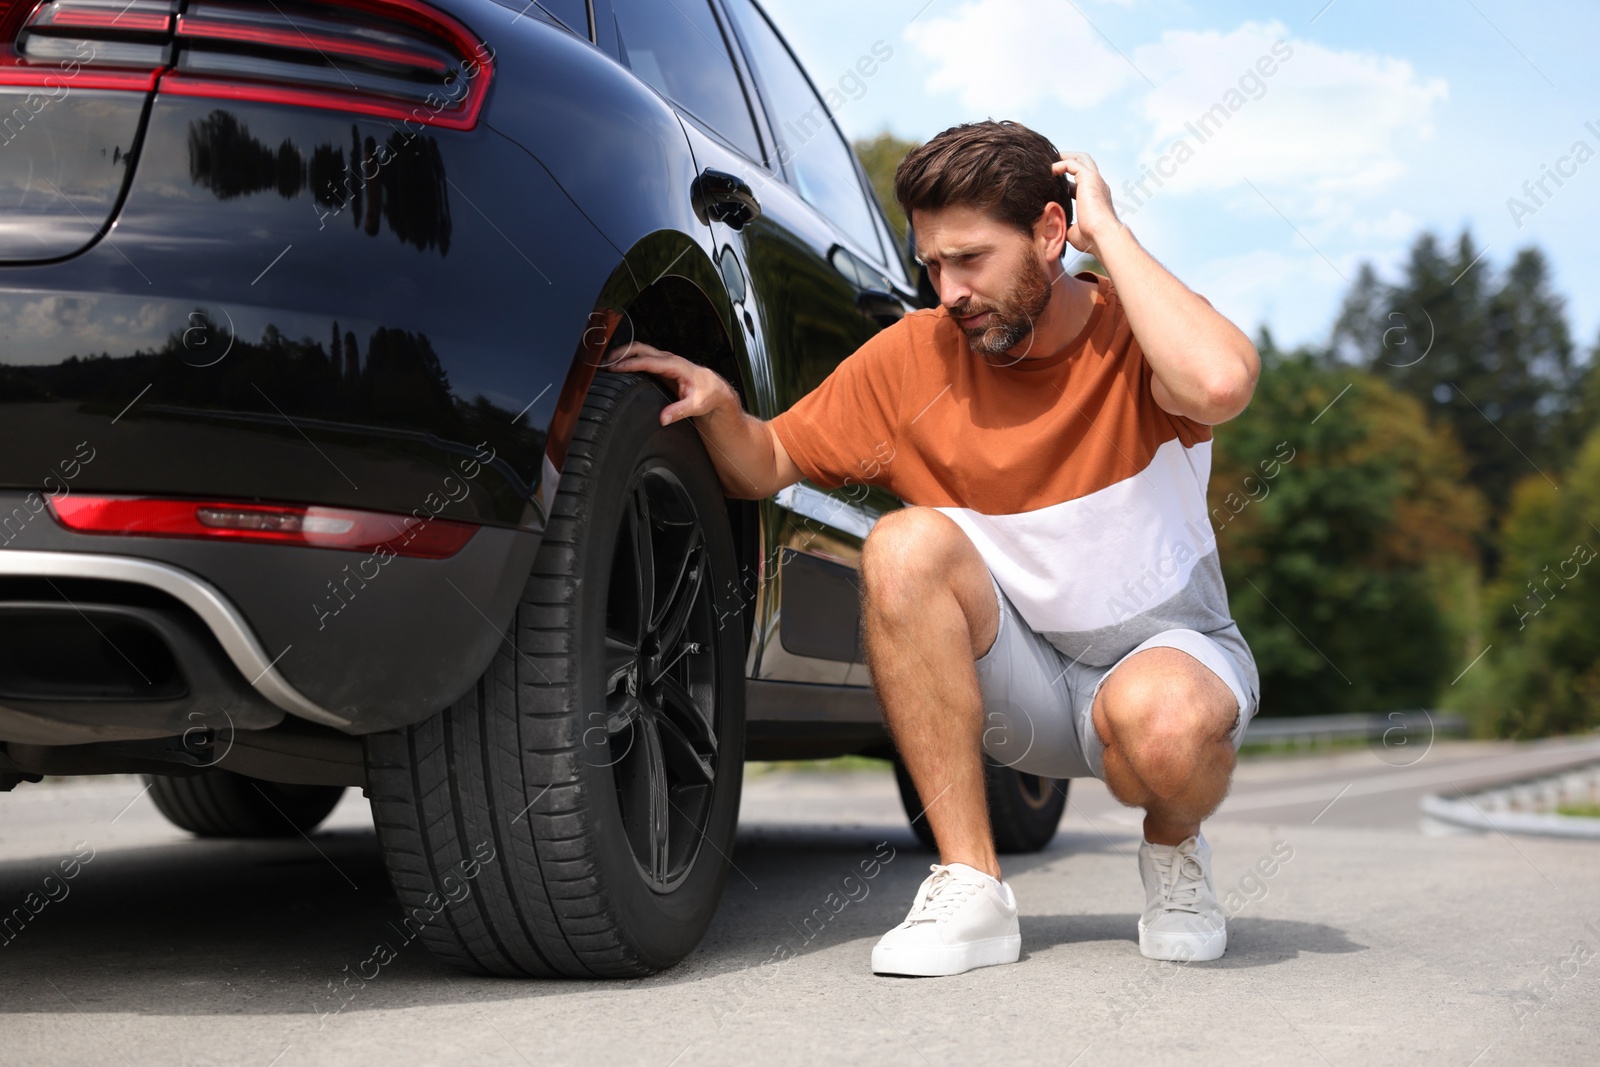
<box><xmin>3</xmin><ymin>736</ymin><xmax>1599</xmax><ymax>1067</ymax></box>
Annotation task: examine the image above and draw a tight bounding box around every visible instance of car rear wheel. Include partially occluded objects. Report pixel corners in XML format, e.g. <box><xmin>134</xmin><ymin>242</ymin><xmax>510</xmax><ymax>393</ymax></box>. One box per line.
<box><xmin>365</xmin><ymin>373</ymin><xmax>745</xmax><ymax>977</ymax></box>
<box><xmin>894</xmin><ymin>758</ymin><xmax>1068</xmax><ymax>854</ymax></box>
<box><xmin>145</xmin><ymin>771</ymin><xmax>345</xmax><ymax>838</ymax></box>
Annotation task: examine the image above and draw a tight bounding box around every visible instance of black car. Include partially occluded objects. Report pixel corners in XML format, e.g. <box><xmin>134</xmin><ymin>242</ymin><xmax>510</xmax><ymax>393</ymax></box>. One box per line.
<box><xmin>0</xmin><ymin>0</ymin><xmax>1067</xmax><ymax>977</ymax></box>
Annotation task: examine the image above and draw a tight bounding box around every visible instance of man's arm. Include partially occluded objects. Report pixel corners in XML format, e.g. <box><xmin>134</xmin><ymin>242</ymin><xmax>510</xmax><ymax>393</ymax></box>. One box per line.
<box><xmin>1053</xmin><ymin>153</ymin><xmax>1260</xmax><ymax>425</ymax></box>
<box><xmin>603</xmin><ymin>341</ymin><xmax>803</xmax><ymax>499</ymax></box>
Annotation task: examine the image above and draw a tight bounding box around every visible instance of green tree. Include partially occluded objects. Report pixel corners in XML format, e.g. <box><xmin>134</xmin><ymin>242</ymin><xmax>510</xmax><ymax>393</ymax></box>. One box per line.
<box><xmin>1562</xmin><ymin>324</ymin><xmax>1600</xmax><ymax>455</ymax></box>
<box><xmin>853</xmin><ymin>130</ymin><xmax>919</xmax><ymax>246</ymax></box>
<box><xmin>1212</xmin><ymin>334</ymin><xmax>1487</xmax><ymax>716</ymax></box>
<box><xmin>1457</xmin><ymin>428</ymin><xmax>1600</xmax><ymax>738</ymax></box>
<box><xmin>1332</xmin><ymin>231</ymin><xmax>1582</xmax><ymax>520</ymax></box>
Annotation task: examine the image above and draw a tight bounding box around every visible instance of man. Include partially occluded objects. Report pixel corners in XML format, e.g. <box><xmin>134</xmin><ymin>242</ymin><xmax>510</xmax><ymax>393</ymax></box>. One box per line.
<box><xmin>606</xmin><ymin>120</ymin><xmax>1261</xmax><ymax>977</ymax></box>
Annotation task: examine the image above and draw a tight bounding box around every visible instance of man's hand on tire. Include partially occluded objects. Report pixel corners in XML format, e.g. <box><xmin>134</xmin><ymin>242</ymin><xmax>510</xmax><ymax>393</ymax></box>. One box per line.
<box><xmin>604</xmin><ymin>341</ymin><xmax>735</xmax><ymax>427</ymax></box>
<box><xmin>603</xmin><ymin>340</ymin><xmax>802</xmax><ymax>499</ymax></box>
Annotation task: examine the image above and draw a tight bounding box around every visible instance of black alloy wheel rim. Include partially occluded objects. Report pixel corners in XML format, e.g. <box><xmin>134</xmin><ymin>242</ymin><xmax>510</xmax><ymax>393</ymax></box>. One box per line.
<box><xmin>1016</xmin><ymin>772</ymin><xmax>1054</xmax><ymax>811</ymax></box>
<box><xmin>599</xmin><ymin>466</ymin><xmax>720</xmax><ymax>893</ymax></box>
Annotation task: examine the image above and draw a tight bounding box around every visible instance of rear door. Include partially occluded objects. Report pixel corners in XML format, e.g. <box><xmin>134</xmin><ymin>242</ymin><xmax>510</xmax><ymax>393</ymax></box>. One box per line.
<box><xmin>711</xmin><ymin>0</ymin><xmax>912</xmax><ymax>686</ymax></box>
<box><xmin>593</xmin><ymin>0</ymin><xmax>913</xmax><ymax>686</ymax></box>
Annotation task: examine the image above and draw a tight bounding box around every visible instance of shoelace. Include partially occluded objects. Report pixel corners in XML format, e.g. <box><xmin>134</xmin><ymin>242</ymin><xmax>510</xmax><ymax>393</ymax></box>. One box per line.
<box><xmin>906</xmin><ymin>864</ymin><xmax>987</xmax><ymax>923</ymax></box>
<box><xmin>1148</xmin><ymin>845</ymin><xmax>1206</xmax><ymax>916</ymax></box>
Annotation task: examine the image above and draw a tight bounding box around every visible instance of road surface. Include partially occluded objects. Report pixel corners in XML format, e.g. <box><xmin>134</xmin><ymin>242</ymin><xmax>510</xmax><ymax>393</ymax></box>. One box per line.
<box><xmin>2</xmin><ymin>736</ymin><xmax>1598</xmax><ymax>1066</ymax></box>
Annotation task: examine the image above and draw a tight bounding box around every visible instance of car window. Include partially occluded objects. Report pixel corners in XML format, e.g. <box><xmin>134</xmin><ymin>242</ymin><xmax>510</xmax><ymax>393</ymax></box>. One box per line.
<box><xmin>489</xmin><ymin>0</ymin><xmax>588</xmax><ymax>37</ymax></box>
<box><xmin>611</xmin><ymin>0</ymin><xmax>763</xmax><ymax>161</ymax></box>
<box><xmin>721</xmin><ymin>0</ymin><xmax>883</xmax><ymax>261</ymax></box>
<box><xmin>866</xmin><ymin>181</ymin><xmax>913</xmax><ymax>289</ymax></box>
<box><xmin>538</xmin><ymin>0</ymin><xmax>589</xmax><ymax>37</ymax></box>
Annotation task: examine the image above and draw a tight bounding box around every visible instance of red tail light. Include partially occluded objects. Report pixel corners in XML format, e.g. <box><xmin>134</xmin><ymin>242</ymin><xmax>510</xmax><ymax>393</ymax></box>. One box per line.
<box><xmin>0</xmin><ymin>0</ymin><xmax>492</xmax><ymax>129</ymax></box>
<box><xmin>50</xmin><ymin>496</ymin><xmax>478</xmax><ymax>559</ymax></box>
<box><xmin>164</xmin><ymin>1</ymin><xmax>493</xmax><ymax>130</ymax></box>
<box><xmin>0</xmin><ymin>0</ymin><xmax>172</xmax><ymax>91</ymax></box>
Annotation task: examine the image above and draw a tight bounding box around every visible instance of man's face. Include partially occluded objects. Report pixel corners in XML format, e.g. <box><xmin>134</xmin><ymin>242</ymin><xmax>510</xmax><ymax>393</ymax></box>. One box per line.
<box><xmin>912</xmin><ymin>203</ymin><xmax>1054</xmax><ymax>357</ymax></box>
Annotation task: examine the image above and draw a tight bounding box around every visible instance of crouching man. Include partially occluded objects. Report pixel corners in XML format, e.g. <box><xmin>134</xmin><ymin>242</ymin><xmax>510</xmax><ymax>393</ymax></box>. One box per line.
<box><xmin>607</xmin><ymin>119</ymin><xmax>1261</xmax><ymax>976</ymax></box>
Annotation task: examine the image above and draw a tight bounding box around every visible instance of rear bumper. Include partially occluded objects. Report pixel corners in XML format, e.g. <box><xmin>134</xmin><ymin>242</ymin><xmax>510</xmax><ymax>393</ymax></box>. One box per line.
<box><xmin>0</xmin><ymin>549</ymin><xmax>348</xmax><ymax>732</ymax></box>
<box><xmin>0</xmin><ymin>496</ymin><xmax>540</xmax><ymax>739</ymax></box>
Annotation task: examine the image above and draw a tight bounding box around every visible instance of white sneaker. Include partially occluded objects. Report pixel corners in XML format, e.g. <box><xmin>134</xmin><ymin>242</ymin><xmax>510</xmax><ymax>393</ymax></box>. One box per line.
<box><xmin>871</xmin><ymin>863</ymin><xmax>1021</xmax><ymax>977</ymax></box>
<box><xmin>1137</xmin><ymin>832</ymin><xmax>1227</xmax><ymax>962</ymax></box>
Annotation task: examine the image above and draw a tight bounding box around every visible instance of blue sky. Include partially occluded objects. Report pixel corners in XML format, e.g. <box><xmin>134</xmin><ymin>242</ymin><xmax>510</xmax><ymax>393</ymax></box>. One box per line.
<box><xmin>763</xmin><ymin>0</ymin><xmax>1600</xmax><ymax>356</ymax></box>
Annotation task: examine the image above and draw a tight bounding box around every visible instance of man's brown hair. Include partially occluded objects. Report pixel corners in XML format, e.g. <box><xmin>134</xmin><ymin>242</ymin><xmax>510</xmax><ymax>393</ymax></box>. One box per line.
<box><xmin>893</xmin><ymin>119</ymin><xmax>1071</xmax><ymax>242</ymax></box>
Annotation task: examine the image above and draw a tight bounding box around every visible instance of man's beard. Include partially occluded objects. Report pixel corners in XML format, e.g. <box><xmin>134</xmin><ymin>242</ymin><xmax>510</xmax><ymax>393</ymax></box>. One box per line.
<box><xmin>948</xmin><ymin>255</ymin><xmax>1055</xmax><ymax>358</ymax></box>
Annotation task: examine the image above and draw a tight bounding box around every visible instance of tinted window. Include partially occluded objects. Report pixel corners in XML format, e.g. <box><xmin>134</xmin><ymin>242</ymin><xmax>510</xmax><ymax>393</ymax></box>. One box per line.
<box><xmin>611</xmin><ymin>0</ymin><xmax>763</xmax><ymax>160</ymax></box>
<box><xmin>490</xmin><ymin>0</ymin><xmax>588</xmax><ymax>36</ymax></box>
<box><xmin>538</xmin><ymin>0</ymin><xmax>589</xmax><ymax>36</ymax></box>
<box><xmin>723</xmin><ymin>0</ymin><xmax>882</xmax><ymax>259</ymax></box>
<box><xmin>867</xmin><ymin>182</ymin><xmax>912</xmax><ymax>288</ymax></box>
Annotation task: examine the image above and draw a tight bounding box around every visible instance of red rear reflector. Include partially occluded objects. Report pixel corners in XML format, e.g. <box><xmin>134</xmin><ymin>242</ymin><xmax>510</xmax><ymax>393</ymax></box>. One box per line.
<box><xmin>50</xmin><ymin>496</ymin><xmax>477</xmax><ymax>559</ymax></box>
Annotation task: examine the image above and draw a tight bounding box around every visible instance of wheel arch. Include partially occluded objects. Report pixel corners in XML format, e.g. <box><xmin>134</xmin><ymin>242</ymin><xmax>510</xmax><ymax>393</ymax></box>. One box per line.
<box><xmin>541</xmin><ymin>229</ymin><xmax>765</xmax><ymax>651</ymax></box>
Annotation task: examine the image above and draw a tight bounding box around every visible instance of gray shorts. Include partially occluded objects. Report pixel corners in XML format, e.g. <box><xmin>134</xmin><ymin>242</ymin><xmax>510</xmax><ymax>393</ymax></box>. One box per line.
<box><xmin>975</xmin><ymin>573</ymin><xmax>1258</xmax><ymax>781</ymax></box>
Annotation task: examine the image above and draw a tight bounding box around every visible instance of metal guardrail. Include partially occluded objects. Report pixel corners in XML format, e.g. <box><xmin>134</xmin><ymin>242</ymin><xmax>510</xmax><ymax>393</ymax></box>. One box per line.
<box><xmin>1243</xmin><ymin>710</ymin><xmax>1469</xmax><ymax>744</ymax></box>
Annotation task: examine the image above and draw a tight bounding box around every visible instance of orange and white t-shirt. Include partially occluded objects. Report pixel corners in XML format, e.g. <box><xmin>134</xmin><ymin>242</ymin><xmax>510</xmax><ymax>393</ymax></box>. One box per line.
<box><xmin>769</xmin><ymin>270</ymin><xmax>1257</xmax><ymax>695</ymax></box>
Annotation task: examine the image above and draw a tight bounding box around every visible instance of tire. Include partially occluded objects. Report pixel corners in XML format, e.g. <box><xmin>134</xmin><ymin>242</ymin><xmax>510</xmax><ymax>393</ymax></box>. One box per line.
<box><xmin>145</xmin><ymin>771</ymin><xmax>345</xmax><ymax>838</ymax></box>
<box><xmin>894</xmin><ymin>758</ymin><xmax>1068</xmax><ymax>854</ymax></box>
<box><xmin>365</xmin><ymin>373</ymin><xmax>746</xmax><ymax>978</ymax></box>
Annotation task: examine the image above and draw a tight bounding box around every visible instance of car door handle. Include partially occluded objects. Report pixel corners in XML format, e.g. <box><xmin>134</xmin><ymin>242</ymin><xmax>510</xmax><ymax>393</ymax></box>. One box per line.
<box><xmin>855</xmin><ymin>288</ymin><xmax>904</xmax><ymax>328</ymax></box>
<box><xmin>691</xmin><ymin>169</ymin><xmax>761</xmax><ymax>230</ymax></box>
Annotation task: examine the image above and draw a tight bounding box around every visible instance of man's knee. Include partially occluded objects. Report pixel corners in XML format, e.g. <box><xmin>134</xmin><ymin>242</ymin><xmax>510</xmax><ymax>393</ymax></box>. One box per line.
<box><xmin>1096</xmin><ymin>651</ymin><xmax>1236</xmax><ymax>796</ymax></box>
<box><xmin>860</xmin><ymin>507</ymin><xmax>968</xmax><ymax>611</ymax></box>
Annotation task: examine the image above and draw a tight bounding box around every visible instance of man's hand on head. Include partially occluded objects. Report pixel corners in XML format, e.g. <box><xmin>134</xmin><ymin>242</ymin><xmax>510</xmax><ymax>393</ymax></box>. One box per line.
<box><xmin>1047</xmin><ymin>153</ymin><xmax>1258</xmax><ymax>423</ymax></box>
<box><xmin>1052</xmin><ymin>152</ymin><xmax>1126</xmax><ymax>260</ymax></box>
<box><xmin>604</xmin><ymin>341</ymin><xmax>737</xmax><ymax>426</ymax></box>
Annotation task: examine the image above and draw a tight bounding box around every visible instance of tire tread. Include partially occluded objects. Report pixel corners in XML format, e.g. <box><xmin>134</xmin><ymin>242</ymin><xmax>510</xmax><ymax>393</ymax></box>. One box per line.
<box><xmin>366</xmin><ymin>372</ymin><xmax>738</xmax><ymax>978</ymax></box>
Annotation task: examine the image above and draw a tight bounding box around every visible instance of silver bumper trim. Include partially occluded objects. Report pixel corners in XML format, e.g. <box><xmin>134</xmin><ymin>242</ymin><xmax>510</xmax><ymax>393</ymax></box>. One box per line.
<box><xmin>0</xmin><ymin>549</ymin><xmax>352</xmax><ymax>728</ymax></box>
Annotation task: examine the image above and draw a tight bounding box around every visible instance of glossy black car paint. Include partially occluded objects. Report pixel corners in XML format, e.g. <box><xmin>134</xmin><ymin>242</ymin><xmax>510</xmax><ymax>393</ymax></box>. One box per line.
<box><xmin>0</xmin><ymin>0</ymin><xmax>919</xmax><ymax>745</ymax></box>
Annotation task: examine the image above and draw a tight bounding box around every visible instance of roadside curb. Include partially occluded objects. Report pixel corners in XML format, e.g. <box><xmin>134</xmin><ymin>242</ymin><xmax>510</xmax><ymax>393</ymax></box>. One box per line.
<box><xmin>1421</xmin><ymin>760</ymin><xmax>1600</xmax><ymax>839</ymax></box>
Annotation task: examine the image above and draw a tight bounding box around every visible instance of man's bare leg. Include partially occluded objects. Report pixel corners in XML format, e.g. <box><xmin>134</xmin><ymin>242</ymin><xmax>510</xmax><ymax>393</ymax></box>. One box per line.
<box><xmin>1090</xmin><ymin>647</ymin><xmax>1240</xmax><ymax>843</ymax></box>
<box><xmin>859</xmin><ymin>507</ymin><xmax>1001</xmax><ymax>878</ymax></box>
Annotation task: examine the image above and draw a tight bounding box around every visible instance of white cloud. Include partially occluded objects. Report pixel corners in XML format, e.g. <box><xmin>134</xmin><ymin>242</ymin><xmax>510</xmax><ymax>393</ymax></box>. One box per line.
<box><xmin>906</xmin><ymin>0</ymin><xmax>1138</xmax><ymax>113</ymax></box>
<box><xmin>128</xmin><ymin>301</ymin><xmax>168</xmax><ymax>338</ymax></box>
<box><xmin>1130</xmin><ymin>21</ymin><xmax>1448</xmax><ymax>195</ymax></box>
<box><xmin>1298</xmin><ymin>199</ymin><xmax>1425</xmax><ymax>246</ymax></box>
<box><xmin>15</xmin><ymin>295</ymin><xmax>93</xmax><ymax>338</ymax></box>
<box><xmin>1191</xmin><ymin>247</ymin><xmax>1355</xmax><ymax>344</ymax></box>
<box><xmin>907</xmin><ymin>8</ymin><xmax>1447</xmax><ymax>200</ymax></box>
<box><xmin>2</xmin><ymin>296</ymin><xmax>175</xmax><ymax>363</ymax></box>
